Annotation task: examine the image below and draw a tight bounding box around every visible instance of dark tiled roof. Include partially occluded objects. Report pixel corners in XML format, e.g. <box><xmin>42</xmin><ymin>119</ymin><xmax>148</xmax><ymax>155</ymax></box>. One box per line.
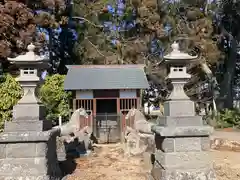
<box><xmin>64</xmin><ymin>65</ymin><xmax>149</xmax><ymax>90</ymax></box>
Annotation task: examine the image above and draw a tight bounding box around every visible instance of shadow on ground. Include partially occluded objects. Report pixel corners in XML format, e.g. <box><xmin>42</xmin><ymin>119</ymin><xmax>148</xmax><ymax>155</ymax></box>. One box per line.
<box><xmin>58</xmin><ymin>133</ymin><xmax>99</xmax><ymax>176</ymax></box>
<box><xmin>59</xmin><ymin>158</ymin><xmax>77</xmax><ymax>176</ymax></box>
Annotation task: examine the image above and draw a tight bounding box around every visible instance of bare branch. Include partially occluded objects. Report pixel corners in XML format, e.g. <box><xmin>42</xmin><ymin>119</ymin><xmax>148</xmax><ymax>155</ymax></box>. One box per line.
<box><xmin>72</xmin><ymin>16</ymin><xmax>103</xmax><ymax>28</ymax></box>
<box><xmin>86</xmin><ymin>38</ymin><xmax>106</xmax><ymax>58</ymax></box>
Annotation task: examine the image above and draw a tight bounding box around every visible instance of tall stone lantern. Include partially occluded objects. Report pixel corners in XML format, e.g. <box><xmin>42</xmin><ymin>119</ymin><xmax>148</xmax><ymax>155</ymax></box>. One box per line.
<box><xmin>6</xmin><ymin>43</ymin><xmax>48</xmax><ymax>125</ymax></box>
<box><xmin>150</xmin><ymin>42</ymin><xmax>216</xmax><ymax>180</ymax></box>
<box><xmin>0</xmin><ymin>44</ymin><xmax>62</xmax><ymax>179</ymax></box>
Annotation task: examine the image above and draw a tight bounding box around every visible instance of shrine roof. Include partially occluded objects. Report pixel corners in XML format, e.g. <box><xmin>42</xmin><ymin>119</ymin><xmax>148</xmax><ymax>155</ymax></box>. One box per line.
<box><xmin>64</xmin><ymin>65</ymin><xmax>149</xmax><ymax>90</ymax></box>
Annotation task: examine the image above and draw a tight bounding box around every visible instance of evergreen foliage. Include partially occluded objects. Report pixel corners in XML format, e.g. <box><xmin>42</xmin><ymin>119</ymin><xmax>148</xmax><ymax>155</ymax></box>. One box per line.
<box><xmin>40</xmin><ymin>74</ymin><xmax>71</xmax><ymax>124</ymax></box>
<box><xmin>0</xmin><ymin>74</ymin><xmax>22</xmax><ymax>131</ymax></box>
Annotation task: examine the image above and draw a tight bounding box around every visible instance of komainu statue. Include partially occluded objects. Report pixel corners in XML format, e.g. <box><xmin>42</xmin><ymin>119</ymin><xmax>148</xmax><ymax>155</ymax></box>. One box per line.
<box><xmin>124</xmin><ymin>108</ymin><xmax>155</xmax><ymax>156</ymax></box>
<box><xmin>60</xmin><ymin>108</ymin><xmax>91</xmax><ymax>138</ymax></box>
<box><xmin>55</xmin><ymin>108</ymin><xmax>93</xmax><ymax>159</ymax></box>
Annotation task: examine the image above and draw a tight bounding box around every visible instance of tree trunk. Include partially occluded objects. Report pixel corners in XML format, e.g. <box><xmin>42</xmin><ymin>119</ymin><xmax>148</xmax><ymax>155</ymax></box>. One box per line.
<box><xmin>219</xmin><ymin>39</ymin><xmax>237</xmax><ymax>109</ymax></box>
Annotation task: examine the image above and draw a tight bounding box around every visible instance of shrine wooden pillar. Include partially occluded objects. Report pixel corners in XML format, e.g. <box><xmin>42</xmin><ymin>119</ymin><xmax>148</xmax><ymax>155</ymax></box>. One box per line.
<box><xmin>117</xmin><ymin>98</ymin><xmax>120</xmax><ymax>114</ymax></box>
<box><xmin>93</xmin><ymin>98</ymin><xmax>96</xmax><ymax>115</ymax></box>
<box><xmin>73</xmin><ymin>99</ymin><xmax>76</xmax><ymax>111</ymax></box>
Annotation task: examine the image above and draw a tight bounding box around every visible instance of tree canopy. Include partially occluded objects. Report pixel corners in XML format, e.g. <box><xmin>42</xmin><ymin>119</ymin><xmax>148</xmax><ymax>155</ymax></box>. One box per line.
<box><xmin>1</xmin><ymin>0</ymin><xmax>240</xmax><ymax>112</ymax></box>
<box><xmin>0</xmin><ymin>1</ymin><xmax>35</xmax><ymax>59</ymax></box>
<box><xmin>0</xmin><ymin>0</ymin><xmax>77</xmax><ymax>74</ymax></box>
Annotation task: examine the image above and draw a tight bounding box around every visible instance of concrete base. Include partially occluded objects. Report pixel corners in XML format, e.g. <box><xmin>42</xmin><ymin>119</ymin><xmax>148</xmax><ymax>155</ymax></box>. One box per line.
<box><xmin>151</xmin><ymin>162</ymin><xmax>216</xmax><ymax>180</ymax></box>
<box><xmin>0</xmin><ymin>175</ymin><xmax>54</xmax><ymax>180</ymax></box>
<box><xmin>4</xmin><ymin>120</ymin><xmax>52</xmax><ymax>132</ymax></box>
<box><xmin>151</xmin><ymin>120</ymin><xmax>216</xmax><ymax>180</ymax></box>
<box><xmin>12</xmin><ymin>103</ymin><xmax>46</xmax><ymax>121</ymax></box>
<box><xmin>0</xmin><ymin>131</ymin><xmax>62</xmax><ymax>179</ymax></box>
<box><xmin>164</xmin><ymin>100</ymin><xmax>195</xmax><ymax>117</ymax></box>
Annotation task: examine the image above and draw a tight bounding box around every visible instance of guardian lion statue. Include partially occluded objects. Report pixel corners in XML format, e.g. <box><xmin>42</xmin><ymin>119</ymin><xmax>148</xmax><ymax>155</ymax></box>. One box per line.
<box><xmin>55</xmin><ymin>108</ymin><xmax>94</xmax><ymax>159</ymax></box>
<box><xmin>124</xmin><ymin>108</ymin><xmax>155</xmax><ymax>156</ymax></box>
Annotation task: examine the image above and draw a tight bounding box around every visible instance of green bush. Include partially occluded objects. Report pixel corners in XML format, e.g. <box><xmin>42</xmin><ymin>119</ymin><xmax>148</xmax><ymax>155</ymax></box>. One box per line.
<box><xmin>215</xmin><ymin>109</ymin><xmax>240</xmax><ymax>129</ymax></box>
<box><xmin>40</xmin><ymin>74</ymin><xmax>72</xmax><ymax>124</ymax></box>
<box><xmin>0</xmin><ymin>74</ymin><xmax>22</xmax><ymax>131</ymax></box>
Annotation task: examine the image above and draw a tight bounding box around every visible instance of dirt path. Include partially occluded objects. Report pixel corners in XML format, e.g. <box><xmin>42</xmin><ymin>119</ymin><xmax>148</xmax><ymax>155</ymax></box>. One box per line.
<box><xmin>66</xmin><ymin>143</ymin><xmax>240</xmax><ymax>180</ymax></box>
<box><xmin>211</xmin><ymin>150</ymin><xmax>240</xmax><ymax>180</ymax></box>
<box><xmin>67</xmin><ymin>143</ymin><xmax>149</xmax><ymax>180</ymax></box>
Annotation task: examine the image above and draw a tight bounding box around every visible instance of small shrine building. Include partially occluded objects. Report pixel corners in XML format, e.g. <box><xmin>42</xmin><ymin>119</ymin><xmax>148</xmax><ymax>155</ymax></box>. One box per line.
<box><xmin>64</xmin><ymin>65</ymin><xmax>149</xmax><ymax>116</ymax></box>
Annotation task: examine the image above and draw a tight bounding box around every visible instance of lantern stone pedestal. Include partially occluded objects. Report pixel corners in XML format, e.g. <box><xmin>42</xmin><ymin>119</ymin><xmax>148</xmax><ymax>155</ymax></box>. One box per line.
<box><xmin>0</xmin><ymin>44</ymin><xmax>62</xmax><ymax>180</ymax></box>
<box><xmin>150</xmin><ymin>42</ymin><xmax>216</xmax><ymax>180</ymax></box>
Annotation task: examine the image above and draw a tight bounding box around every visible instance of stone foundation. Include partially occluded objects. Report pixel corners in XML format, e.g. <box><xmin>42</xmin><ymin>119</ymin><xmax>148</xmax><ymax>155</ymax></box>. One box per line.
<box><xmin>4</xmin><ymin>120</ymin><xmax>52</xmax><ymax>132</ymax></box>
<box><xmin>0</xmin><ymin>131</ymin><xmax>62</xmax><ymax>180</ymax></box>
<box><xmin>2</xmin><ymin>176</ymin><xmax>55</xmax><ymax>180</ymax></box>
<box><xmin>151</xmin><ymin>163</ymin><xmax>216</xmax><ymax>180</ymax></box>
<box><xmin>150</xmin><ymin>113</ymin><xmax>216</xmax><ymax>180</ymax></box>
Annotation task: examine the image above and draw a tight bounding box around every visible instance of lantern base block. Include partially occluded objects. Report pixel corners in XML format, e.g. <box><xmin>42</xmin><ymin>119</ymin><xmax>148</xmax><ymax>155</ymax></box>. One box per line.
<box><xmin>12</xmin><ymin>103</ymin><xmax>46</xmax><ymax>121</ymax></box>
<box><xmin>164</xmin><ymin>100</ymin><xmax>195</xmax><ymax>117</ymax></box>
<box><xmin>0</xmin><ymin>131</ymin><xmax>62</xmax><ymax>180</ymax></box>
<box><xmin>151</xmin><ymin>163</ymin><xmax>216</xmax><ymax>180</ymax></box>
<box><xmin>4</xmin><ymin>120</ymin><xmax>52</xmax><ymax>132</ymax></box>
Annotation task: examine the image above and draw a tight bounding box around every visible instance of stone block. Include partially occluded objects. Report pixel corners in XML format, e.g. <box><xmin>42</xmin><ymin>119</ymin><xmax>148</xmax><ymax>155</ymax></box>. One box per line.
<box><xmin>157</xmin><ymin>116</ymin><xmax>203</xmax><ymax>127</ymax></box>
<box><xmin>201</xmin><ymin>137</ymin><xmax>211</xmax><ymax>151</ymax></box>
<box><xmin>174</xmin><ymin>169</ymin><xmax>217</xmax><ymax>180</ymax></box>
<box><xmin>164</xmin><ymin>100</ymin><xmax>195</xmax><ymax>117</ymax></box>
<box><xmin>175</xmin><ymin>137</ymin><xmax>201</xmax><ymax>152</ymax></box>
<box><xmin>4</xmin><ymin>120</ymin><xmax>52</xmax><ymax>132</ymax></box>
<box><xmin>0</xmin><ymin>129</ymin><xmax>62</xmax><ymax>179</ymax></box>
<box><xmin>152</xmin><ymin>126</ymin><xmax>214</xmax><ymax>137</ymax></box>
<box><xmin>151</xmin><ymin>162</ymin><xmax>216</xmax><ymax>180</ymax></box>
<box><xmin>155</xmin><ymin>134</ymin><xmax>174</xmax><ymax>152</ymax></box>
<box><xmin>12</xmin><ymin>103</ymin><xmax>46</xmax><ymax>121</ymax></box>
<box><xmin>0</xmin><ymin>131</ymin><xmax>56</xmax><ymax>143</ymax></box>
<box><xmin>0</xmin><ymin>158</ymin><xmax>48</xmax><ymax>176</ymax></box>
<box><xmin>0</xmin><ymin>175</ymin><xmax>51</xmax><ymax>180</ymax></box>
<box><xmin>0</xmin><ymin>144</ymin><xmax>6</xmax><ymax>159</ymax></box>
<box><xmin>6</xmin><ymin>143</ymin><xmax>36</xmax><ymax>158</ymax></box>
<box><xmin>154</xmin><ymin>151</ymin><xmax>211</xmax><ymax>169</ymax></box>
<box><xmin>36</xmin><ymin>143</ymin><xmax>47</xmax><ymax>157</ymax></box>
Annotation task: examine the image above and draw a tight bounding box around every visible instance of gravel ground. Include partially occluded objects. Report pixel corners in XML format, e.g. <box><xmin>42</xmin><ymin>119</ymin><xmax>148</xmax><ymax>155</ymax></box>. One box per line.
<box><xmin>212</xmin><ymin>150</ymin><xmax>240</xmax><ymax>180</ymax></box>
<box><xmin>67</xmin><ymin>143</ymin><xmax>148</xmax><ymax>180</ymax></box>
<box><xmin>66</xmin><ymin>143</ymin><xmax>240</xmax><ymax>180</ymax></box>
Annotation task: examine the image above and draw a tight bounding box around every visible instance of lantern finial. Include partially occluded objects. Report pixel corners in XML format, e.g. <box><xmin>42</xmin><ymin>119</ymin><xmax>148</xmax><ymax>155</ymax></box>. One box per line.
<box><xmin>27</xmin><ymin>43</ymin><xmax>35</xmax><ymax>52</ymax></box>
<box><xmin>171</xmin><ymin>41</ymin><xmax>180</xmax><ymax>52</ymax></box>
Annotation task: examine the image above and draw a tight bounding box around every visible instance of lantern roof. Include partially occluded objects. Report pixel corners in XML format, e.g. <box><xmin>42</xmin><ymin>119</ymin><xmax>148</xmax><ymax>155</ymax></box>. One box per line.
<box><xmin>8</xmin><ymin>43</ymin><xmax>45</xmax><ymax>63</ymax></box>
<box><xmin>164</xmin><ymin>42</ymin><xmax>198</xmax><ymax>61</ymax></box>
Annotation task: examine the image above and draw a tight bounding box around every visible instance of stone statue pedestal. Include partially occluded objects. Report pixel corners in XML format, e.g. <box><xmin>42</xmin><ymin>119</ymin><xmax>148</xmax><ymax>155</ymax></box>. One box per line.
<box><xmin>4</xmin><ymin>103</ymin><xmax>51</xmax><ymax>132</ymax></box>
<box><xmin>151</xmin><ymin>116</ymin><xmax>215</xmax><ymax>180</ymax></box>
<box><xmin>0</xmin><ymin>131</ymin><xmax>61</xmax><ymax>179</ymax></box>
<box><xmin>0</xmin><ymin>44</ymin><xmax>62</xmax><ymax>179</ymax></box>
<box><xmin>150</xmin><ymin>42</ymin><xmax>216</xmax><ymax>180</ymax></box>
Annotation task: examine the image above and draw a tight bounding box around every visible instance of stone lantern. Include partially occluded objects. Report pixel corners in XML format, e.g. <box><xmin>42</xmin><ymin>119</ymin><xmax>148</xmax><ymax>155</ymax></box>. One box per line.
<box><xmin>0</xmin><ymin>44</ymin><xmax>62</xmax><ymax>179</ymax></box>
<box><xmin>150</xmin><ymin>42</ymin><xmax>216</xmax><ymax>180</ymax></box>
<box><xmin>6</xmin><ymin>43</ymin><xmax>49</xmax><ymax>125</ymax></box>
<box><xmin>163</xmin><ymin>42</ymin><xmax>197</xmax><ymax>116</ymax></box>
